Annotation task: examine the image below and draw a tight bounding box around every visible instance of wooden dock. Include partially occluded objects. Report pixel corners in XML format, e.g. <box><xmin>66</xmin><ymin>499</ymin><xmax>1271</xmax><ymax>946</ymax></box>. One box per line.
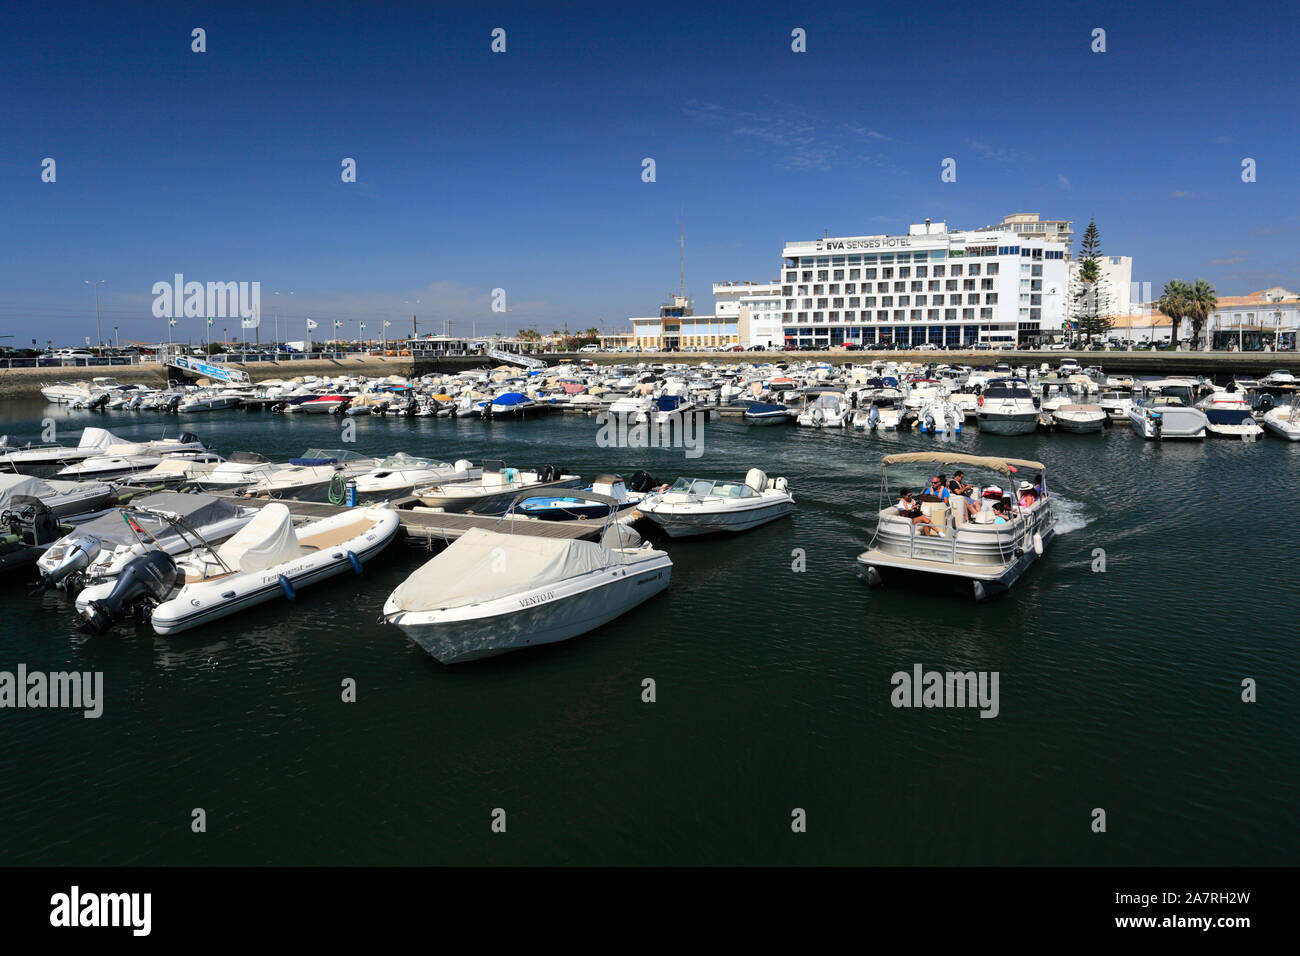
<box><xmin>217</xmin><ymin>492</ymin><xmax>634</xmax><ymax>546</ymax></box>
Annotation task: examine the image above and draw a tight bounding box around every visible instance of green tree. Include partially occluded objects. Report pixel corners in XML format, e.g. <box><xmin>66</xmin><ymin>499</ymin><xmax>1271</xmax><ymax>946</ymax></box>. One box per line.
<box><xmin>1070</xmin><ymin>218</ymin><xmax>1112</xmax><ymax>343</ymax></box>
<box><xmin>1184</xmin><ymin>278</ymin><xmax>1218</xmax><ymax>350</ymax></box>
<box><xmin>1157</xmin><ymin>279</ymin><xmax>1192</xmax><ymax>347</ymax></box>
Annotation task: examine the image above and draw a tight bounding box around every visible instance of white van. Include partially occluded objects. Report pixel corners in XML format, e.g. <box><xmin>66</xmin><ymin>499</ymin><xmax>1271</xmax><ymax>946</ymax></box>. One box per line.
<box><xmin>578</xmin><ymin>344</ymin><xmax>599</xmax><ymax>353</ymax></box>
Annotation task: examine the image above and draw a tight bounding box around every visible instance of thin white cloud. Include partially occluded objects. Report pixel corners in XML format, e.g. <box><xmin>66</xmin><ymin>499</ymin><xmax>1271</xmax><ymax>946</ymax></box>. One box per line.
<box><xmin>1056</xmin><ymin>174</ymin><xmax>1072</xmax><ymax>191</ymax></box>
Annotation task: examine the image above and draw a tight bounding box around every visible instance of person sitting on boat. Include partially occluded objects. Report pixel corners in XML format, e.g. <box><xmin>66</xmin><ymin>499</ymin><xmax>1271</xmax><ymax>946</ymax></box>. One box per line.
<box><xmin>947</xmin><ymin>470</ymin><xmax>974</xmax><ymax>497</ymax></box>
<box><xmin>925</xmin><ymin>474</ymin><xmax>950</xmax><ymax>500</ymax></box>
<box><xmin>1017</xmin><ymin>481</ymin><xmax>1037</xmax><ymax>509</ymax></box>
<box><xmin>992</xmin><ymin>500</ymin><xmax>1012</xmax><ymax>525</ymax></box>
<box><xmin>895</xmin><ymin>489</ymin><xmax>943</xmax><ymax>537</ymax></box>
<box><xmin>1032</xmin><ymin>473</ymin><xmax>1046</xmax><ymax>498</ymax></box>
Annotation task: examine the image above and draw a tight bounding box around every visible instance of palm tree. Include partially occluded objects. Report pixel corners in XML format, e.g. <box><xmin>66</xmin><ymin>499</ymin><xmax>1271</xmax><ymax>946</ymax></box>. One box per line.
<box><xmin>1157</xmin><ymin>280</ymin><xmax>1191</xmax><ymax>348</ymax></box>
<box><xmin>1184</xmin><ymin>279</ymin><xmax>1218</xmax><ymax>351</ymax></box>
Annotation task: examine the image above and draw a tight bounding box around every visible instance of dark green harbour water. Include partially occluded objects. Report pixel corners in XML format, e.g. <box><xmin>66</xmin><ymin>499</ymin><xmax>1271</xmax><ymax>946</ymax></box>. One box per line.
<box><xmin>1</xmin><ymin>399</ymin><xmax>1296</xmax><ymax>865</ymax></box>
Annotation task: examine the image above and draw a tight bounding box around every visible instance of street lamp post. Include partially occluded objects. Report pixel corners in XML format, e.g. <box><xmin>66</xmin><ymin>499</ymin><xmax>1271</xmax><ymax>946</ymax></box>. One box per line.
<box><xmin>84</xmin><ymin>279</ymin><xmax>104</xmax><ymax>351</ymax></box>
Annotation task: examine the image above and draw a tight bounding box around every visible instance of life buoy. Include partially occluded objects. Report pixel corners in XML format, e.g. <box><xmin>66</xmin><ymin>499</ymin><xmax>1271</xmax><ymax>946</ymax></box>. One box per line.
<box><xmin>978</xmin><ymin>395</ymin><xmax>984</xmax><ymax>407</ymax></box>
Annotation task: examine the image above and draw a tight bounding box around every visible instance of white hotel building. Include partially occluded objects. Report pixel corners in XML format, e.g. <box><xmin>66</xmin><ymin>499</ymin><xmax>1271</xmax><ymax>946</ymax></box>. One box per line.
<box><xmin>774</xmin><ymin>220</ymin><xmax>1069</xmax><ymax>348</ymax></box>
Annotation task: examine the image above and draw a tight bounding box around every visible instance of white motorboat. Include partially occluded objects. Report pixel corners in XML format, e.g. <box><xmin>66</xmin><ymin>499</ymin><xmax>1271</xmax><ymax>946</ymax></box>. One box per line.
<box><xmin>916</xmin><ymin>399</ymin><xmax>963</xmax><ymax>434</ymax></box>
<box><xmin>75</xmin><ymin>503</ymin><xmax>401</xmax><ymax>635</ymax></box>
<box><xmin>976</xmin><ymin>379</ymin><xmax>1039</xmax><ymax>435</ymax></box>
<box><xmin>1050</xmin><ymin>404</ymin><xmax>1107</xmax><ymax>434</ymax></box>
<box><xmin>0</xmin><ymin>473</ymin><xmax>117</xmax><ymax>520</ymax></box>
<box><xmin>1203</xmin><ymin>407</ymin><xmax>1264</xmax><ymax>439</ymax></box>
<box><xmin>188</xmin><ymin>452</ymin><xmax>278</xmax><ymax>491</ymax></box>
<box><xmin>383</xmin><ymin>496</ymin><xmax>672</xmax><ymax>664</ymax></box>
<box><xmin>796</xmin><ymin>390</ymin><xmax>848</xmax><ymax>428</ymax></box>
<box><xmin>607</xmin><ymin>394</ymin><xmax>655</xmax><ymax>419</ymax></box>
<box><xmin>55</xmin><ymin>433</ymin><xmax>212</xmax><ymax>479</ymax></box>
<box><xmin>280</xmin><ymin>394</ymin><xmax>349</xmax><ymax>414</ymax></box>
<box><xmin>119</xmin><ymin>455</ymin><xmax>228</xmax><ymax>489</ymax></box>
<box><xmin>1260</xmin><ymin>369</ymin><xmax>1295</xmax><ymax>385</ymax></box>
<box><xmin>413</xmin><ymin>462</ymin><xmax>582</xmax><ymax>514</ymax></box>
<box><xmin>636</xmin><ymin>394</ymin><xmax>696</xmax><ymax>426</ymax></box>
<box><xmin>1128</xmin><ymin>397</ymin><xmax>1208</xmax><ymax>440</ymax></box>
<box><xmin>351</xmin><ymin>455</ymin><xmax>479</xmax><ymax>502</ymax></box>
<box><xmin>177</xmin><ymin>389</ymin><xmax>244</xmax><ymax>413</ymax></box>
<box><xmin>39</xmin><ymin>377</ymin><xmax>124</xmax><ymax>406</ymax></box>
<box><xmin>857</xmin><ymin>451</ymin><xmax>1056</xmax><ymax>601</ymax></box>
<box><xmin>1097</xmin><ymin>389</ymin><xmax>1135</xmax><ymax>421</ymax></box>
<box><xmin>1262</xmin><ymin>402</ymin><xmax>1300</xmax><ymax>440</ymax></box>
<box><xmin>241</xmin><ymin>449</ymin><xmax>381</xmax><ymax>502</ymax></box>
<box><xmin>0</xmin><ymin>426</ymin><xmax>119</xmax><ymax>472</ymax></box>
<box><xmin>637</xmin><ymin>468</ymin><xmax>794</xmax><ymax>537</ymax></box>
<box><xmin>37</xmin><ymin>491</ymin><xmax>260</xmax><ymax>590</ymax></box>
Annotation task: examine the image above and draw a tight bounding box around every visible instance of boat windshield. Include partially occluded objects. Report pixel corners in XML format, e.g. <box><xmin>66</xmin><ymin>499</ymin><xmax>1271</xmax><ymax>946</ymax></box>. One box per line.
<box><xmin>669</xmin><ymin>478</ymin><xmax>757</xmax><ymax>498</ymax></box>
<box><xmin>984</xmin><ymin>380</ymin><xmax>1034</xmax><ymax>399</ymax></box>
<box><xmin>380</xmin><ymin>455</ymin><xmax>432</xmax><ymax>468</ymax></box>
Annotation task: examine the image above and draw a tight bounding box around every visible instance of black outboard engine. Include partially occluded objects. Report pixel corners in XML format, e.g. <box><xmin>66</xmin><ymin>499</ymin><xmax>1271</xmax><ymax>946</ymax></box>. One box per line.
<box><xmin>177</xmin><ymin>432</ymin><xmax>200</xmax><ymax>446</ymax></box>
<box><xmin>166</xmin><ymin>395</ymin><xmax>183</xmax><ymax>413</ymax></box>
<box><xmin>3</xmin><ymin>497</ymin><xmax>60</xmax><ymax>547</ymax></box>
<box><xmin>627</xmin><ymin>470</ymin><xmax>659</xmax><ymax>494</ymax></box>
<box><xmin>89</xmin><ymin>393</ymin><xmax>110</xmax><ymax>410</ymax></box>
<box><xmin>271</xmin><ymin>401</ymin><xmax>287</xmax><ymax>414</ymax></box>
<box><xmin>79</xmin><ymin>550</ymin><xmax>178</xmax><ymax>633</ymax></box>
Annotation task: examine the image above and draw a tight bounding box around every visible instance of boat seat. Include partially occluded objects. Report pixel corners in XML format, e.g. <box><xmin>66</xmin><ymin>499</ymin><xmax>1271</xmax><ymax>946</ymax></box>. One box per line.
<box><xmin>921</xmin><ymin>501</ymin><xmax>950</xmax><ymax>529</ymax></box>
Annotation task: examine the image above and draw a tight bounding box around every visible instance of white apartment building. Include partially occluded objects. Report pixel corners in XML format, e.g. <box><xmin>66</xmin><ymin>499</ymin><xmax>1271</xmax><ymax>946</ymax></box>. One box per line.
<box><xmin>713</xmin><ymin>281</ymin><xmax>783</xmax><ymax>348</ymax></box>
<box><xmin>1069</xmin><ymin>255</ymin><xmax>1134</xmax><ymax>317</ymax></box>
<box><xmin>777</xmin><ymin>221</ymin><xmax>1070</xmax><ymax>348</ymax></box>
<box><xmin>975</xmin><ymin>212</ymin><xmax>1074</xmax><ymax>249</ymax></box>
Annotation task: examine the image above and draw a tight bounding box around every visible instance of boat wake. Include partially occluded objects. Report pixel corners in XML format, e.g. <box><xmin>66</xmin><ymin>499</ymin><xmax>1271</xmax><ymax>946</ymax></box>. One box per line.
<box><xmin>1052</xmin><ymin>495</ymin><xmax>1093</xmax><ymax>536</ymax></box>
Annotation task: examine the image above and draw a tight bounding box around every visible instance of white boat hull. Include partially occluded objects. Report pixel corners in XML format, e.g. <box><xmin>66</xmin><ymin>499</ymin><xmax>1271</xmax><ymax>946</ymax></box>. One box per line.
<box><xmin>389</xmin><ymin>557</ymin><xmax>671</xmax><ymax>663</ymax></box>
<box><xmin>639</xmin><ymin>497</ymin><xmax>794</xmax><ymax>537</ymax></box>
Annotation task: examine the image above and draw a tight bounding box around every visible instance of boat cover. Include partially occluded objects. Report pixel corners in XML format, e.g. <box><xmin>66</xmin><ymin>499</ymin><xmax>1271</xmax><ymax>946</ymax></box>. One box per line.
<box><xmin>78</xmin><ymin>427</ymin><xmax>120</xmax><ymax>449</ymax></box>
<box><xmin>1206</xmin><ymin>408</ymin><xmax>1254</xmax><ymax>426</ymax></box>
<box><xmin>388</xmin><ymin>527</ymin><xmax>612</xmax><ymax>611</ymax></box>
<box><xmin>59</xmin><ymin>492</ymin><xmax>244</xmax><ymax>550</ymax></box>
<box><xmin>217</xmin><ymin>503</ymin><xmax>301</xmax><ymax>573</ymax></box>
<box><xmin>0</xmin><ymin>474</ymin><xmax>56</xmax><ymax>508</ymax></box>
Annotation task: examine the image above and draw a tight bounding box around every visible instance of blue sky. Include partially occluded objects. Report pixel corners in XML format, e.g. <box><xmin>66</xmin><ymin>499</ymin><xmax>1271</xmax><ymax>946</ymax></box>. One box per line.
<box><xmin>2</xmin><ymin>0</ymin><xmax>1297</xmax><ymax>346</ymax></box>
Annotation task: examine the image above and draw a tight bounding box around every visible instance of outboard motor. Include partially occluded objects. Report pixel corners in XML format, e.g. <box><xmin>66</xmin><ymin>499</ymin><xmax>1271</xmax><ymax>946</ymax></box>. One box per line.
<box><xmin>627</xmin><ymin>470</ymin><xmax>658</xmax><ymax>494</ymax></box>
<box><xmin>89</xmin><ymin>393</ymin><xmax>110</xmax><ymax>410</ymax></box>
<box><xmin>3</xmin><ymin>498</ymin><xmax>60</xmax><ymax>547</ymax></box>
<box><xmin>42</xmin><ymin>535</ymin><xmax>102</xmax><ymax>588</ymax></box>
<box><xmin>79</xmin><ymin>550</ymin><xmax>178</xmax><ymax>633</ymax></box>
<box><xmin>166</xmin><ymin>395</ymin><xmax>182</xmax><ymax>413</ymax></box>
<box><xmin>177</xmin><ymin>432</ymin><xmax>200</xmax><ymax>446</ymax></box>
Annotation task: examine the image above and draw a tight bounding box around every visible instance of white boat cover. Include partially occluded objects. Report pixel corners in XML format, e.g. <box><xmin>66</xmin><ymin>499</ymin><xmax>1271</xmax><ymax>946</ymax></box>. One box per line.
<box><xmin>78</xmin><ymin>427</ymin><xmax>119</xmax><ymax>449</ymax></box>
<box><xmin>0</xmin><ymin>474</ymin><xmax>56</xmax><ymax>508</ymax></box>
<box><xmin>388</xmin><ymin>527</ymin><xmax>612</xmax><ymax>611</ymax></box>
<box><xmin>216</xmin><ymin>503</ymin><xmax>301</xmax><ymax>573</ymax></box>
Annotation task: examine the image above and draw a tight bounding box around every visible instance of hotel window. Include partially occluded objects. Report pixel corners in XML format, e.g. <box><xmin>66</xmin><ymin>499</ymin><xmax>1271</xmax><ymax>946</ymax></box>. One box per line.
<box><xmin>962</xmin><ymin>308</ymin><xmax>974</xmax><ymax>320</ymax></box>
<box><xmin>947</xmin><ymin>294</ymin><xmax>960</xmax><ymax>305</ymax></box>
<box><xmin>881</xmin><ymin>296</ymin><xmax>893</xmax><ymax>307</ymax></box>
<box><xmin>782</xmin><ymin>286</ymin><xmax>793</xmax><ymax>296</ymax></box>
<box><xmin>797</xmin><ymin>312</ymin><xmax>808</xmax><ymax>322</ymax></box>
<box><xmin>899</xmin><ymin>296</ymin><xmax>910</xmax><ymax>306</ymax></box>
<box><xmin>882</xmin><ymin>268</ymin><xmax>894</xmax><ymax>279</ymax></box>
<box><xmin>893</xmin><ymin>310</ymin><xmax>905</xmax><ymax>321</ymax></box>
<box><xmin>899</xmin><ymin>266</ymin><xmax>911</xmax><ymax>278</ymax></box>
<box><xmin>863</xmin><ymin>254</ymin><xmax>878</xmax><ymax>263</ymax></box>
<box><xmin>1019</xmin><ymin>294</ymin><xmax>1030</xmax><ymax>304</ymax></box>
<box><xmin>967</xmin><ymin>293</ymin><xmax>979</xmax><ymax>305</ymax></box>
<box><xmin>865</xmin><ymin>296</ymin><xmax>877</xmax><ymax>307</ymax></box>
<box><xmin>1030</xmin><ymin>308</ymin><xmax>1041</xmax><ymax>320</ymax></box>
<box><xmin>1020</xmin><ymin>308</ymin><xmax>1030</xmax><ymax>317</ymax></box>
<box><xmin>833</xmin><ymin>270</ymin><xmax>844</xmax><ymax>281</ymax></box>
<box><xmin>963</xmin><ymin>279</ymin><xmax>975</xmax><ymax>290</ymax></box>
<box><xmin>818</xmin><ymin>271</ymin><xmax>829</xmax><ymax>281</ymax></box>
<box><xmin>829</xmin><ymin>312</ymin><xmax>840</xmax><ymax>321</ymax></box>
<box><xmin>1031</xmin><ymin>265</ymin><xmax>1043</xmax><ymax>276</ymax></box>
<box><xmin>945</xmin><ymin>309</ymin><xmax>957</xmax><ymax>320</ymax></box>
<box><xmin>894</xmin><ymin>281</ymin><xmax>906</xmax><ymax>293</ymax></box>
<box><xmin>916</xmin><ymin>266</ymin><xmax>928</xmax><ymax>278</ymax></box>
<box><xmin>816</xmin><ymin>258</ymin><xmax>829</xmax><ymax>267</ymax></box>
<box><xmin>832</xmin><ymin>257</ymin><xmax>845</xmax><ymax>266</ymax></box>
<box><xmin>946</xmin><ymin>280</ymin><xmax>958</xmax><ymax>291</ymax></box>
<box><xmin>801</xmin><ymin>299</ymin><xmax>812</xmax><ymax>309</ymax></box>
<box><xmin>849</xmin><ymin>296</ymin><xmax>860</xmax><ymax>307</ymax></box>
<box><xmin>927</xmin><ymin>309</ymin><xmax>939</xmax><ymax>320</ymax></box>
<box><xmin>911</xmin><ymin>281</ymin><xmax>923</xmax><ymax>292</ymax></box>
<box><xmin>1030</xmin><ymin>280</ymin><xmax>1042</xmax><ymax>291</ymax></box>
<box><xmin>864</xmin><ymin>268</ymin><xmax>877</xmax><ymax>280</ymax></box>
<box><xmin>845</xmin><ymin>311</ymin><xmax>856</xmax><ymax>320</ymax></box>
<box><xmin>969</xmin><ymin>264</ymin><xmax>981</xmax><ymax>276</ymax></box>
<box><xmin>1032</xmin><ymin>248</ymin><xmax>1042</xmax><ymax>259</ymax></box>
<box><xmin>802</xmin><ymin>271</ymin><xmax>813</xmax><ymax>282</ymax></box>
<box><xmin>849</xmin><ymin>269</ymin><xmax>860</xmax><ymax>280</ymax></box>
<box><xmin>910</xmin><ymin>310</ymin><xmax>922</xmax><ymax>321</ymax></box>
<box><xmin>1020</xmin><ymin>279</ymin><xmax>1030</xmax><ymax>290</ymax></box>
<box><xmin>784</xmin><ymin>271</ymin><xmax>796</xmax><ymax>283</ymax></box>
<box><xmin>814</xmin><ymin>285</ymin><xmax>824</xmax><ymax>295</ymax></box>
<box><xmin>833</xmin><ymin>298</ymin><xmax>844</xmax><ymax>308</ymax></box>
<box><xmin>985</xmin><ymin>293</ymin><xmax>998</xmax><ymax>304</ymax></box>
<box><xmin>1020</xmin><ymin>264</ymin><xmax>1030</xmax><ymax>274</ymax></box>
<box><xmin>798</xmin><ymin>285</ymin><xmax>809</xmax><ymax>295</ymax></box>
<box><xmin>928</xmin><ymin>280</ymin><xmax>940</xmax><ymax>291</ymax></box>
<box><xmin>847</xmin><ymin>256</ymin><xmax>861</xmax><ymax>265</ymax></box>
<box><xmin>916</xmin><ymin>295</ymin><xmax>927</xmax><ymax>306</ymax></box>
<box><xmin>881</xmin><ymin>254</ymin><xmax>895</xmax><ymax>264</ymax></box>
<box><xmin>817</xmin><ymin>298</ymin><xmax>828</xmax><ymax>309</ymax></box>
<box><xmin>784</xmin><ymin>299</ymin><xmax>795</xmax><ymax>309</ymax></box>
<box><xmin>830</xmin><ymin>284</ymin><xmax>841</xmax><ymax>294</ymax></box>
<box><xmin>933</xmin><ymin>265</ymin><xmax>945</xmax><ymax>277</ymax></box>
<box><xmin>861</xmin><ymin>310</ymin><xmax>873</xmax><ymax>321</ymax></box>
<box><xmin>981</xmin><ymin>278</ymin><xmax>994</xmax><ymax>290</ymax></box>
<box><xmin>845</xmin><ymin>283</ymin><xmax>856</xmax><ymax>294</ymax></box>
<box><xmin>814</xmin><ymin>312</ymin><xmax>824</xmax><ymax>321</ymax></box>
<box><xmin>951</xmin><ymin>265</ymin><xmax>963</xmax><ymax>276</ymax></box>
<box><xmin>980</xmin><ymin>308</ymin><xmax>993</xmax><ymax>320</ymax></box>
<box><xmin>1030</xmin><ymin>295</ymin><xmax>1041</xmax><ymax>306</ymax></box>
